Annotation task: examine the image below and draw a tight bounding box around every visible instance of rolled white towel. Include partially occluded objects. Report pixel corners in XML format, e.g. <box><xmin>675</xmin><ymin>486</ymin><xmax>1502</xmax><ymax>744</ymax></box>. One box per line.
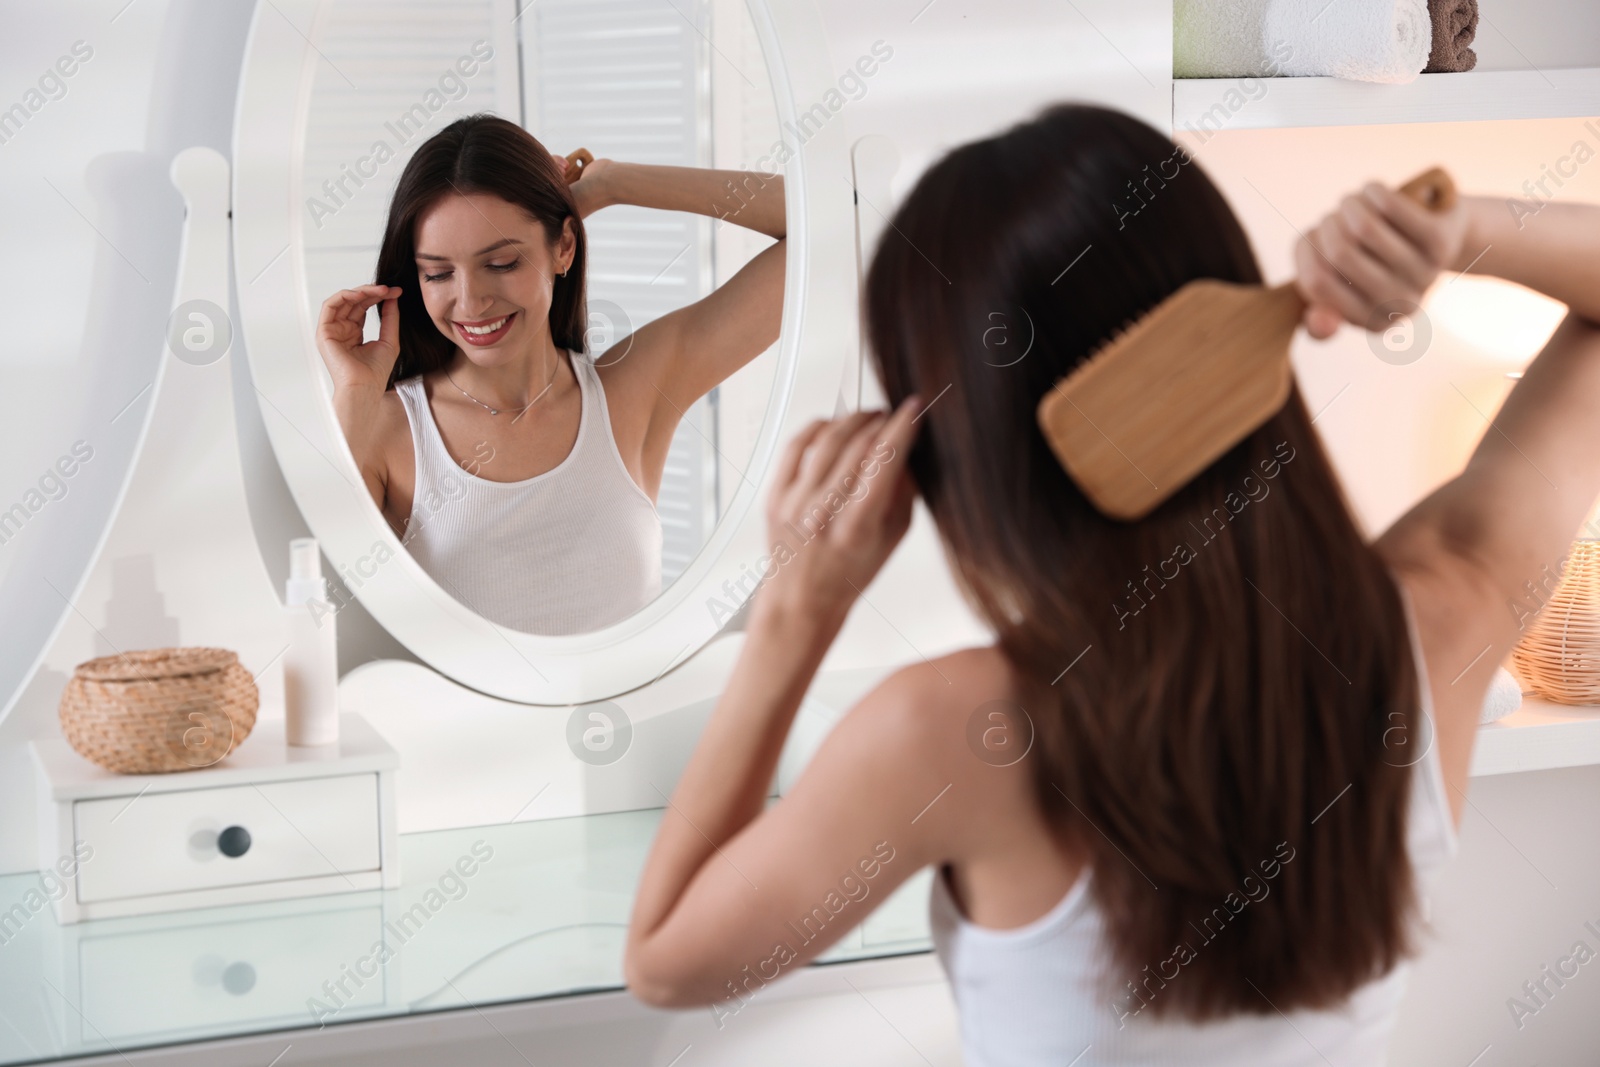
<box><xmin>1263</xmin><ymin>0</ymin><xmax>1432</xmax><ymax>83</ymax></box>
<box><xmin>1480</xmin><ymin>667</ymin><xmax>1523</xmax><ymax>725</ymax></box>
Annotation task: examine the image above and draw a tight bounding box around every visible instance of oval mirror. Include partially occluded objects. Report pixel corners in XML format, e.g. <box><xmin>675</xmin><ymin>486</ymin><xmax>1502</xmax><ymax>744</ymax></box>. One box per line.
<box><xmin>234</xmin><ymin>0</ymin><xmax>856</xmax><ymax>704</ymax></box>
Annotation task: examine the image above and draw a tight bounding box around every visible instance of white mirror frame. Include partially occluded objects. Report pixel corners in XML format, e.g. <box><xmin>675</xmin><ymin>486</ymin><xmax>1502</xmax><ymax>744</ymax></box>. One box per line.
<box><xmin>233</xmin><ymin>0</ymin><xmax>855</xmax><ymax>705</ymax></box>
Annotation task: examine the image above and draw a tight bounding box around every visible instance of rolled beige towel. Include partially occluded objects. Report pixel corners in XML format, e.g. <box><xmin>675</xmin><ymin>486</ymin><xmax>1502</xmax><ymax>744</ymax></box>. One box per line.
<box><xmin>1424</xmin><ymin>0</ymin><xmax>1478</xmax><ymax>72</ymax></box>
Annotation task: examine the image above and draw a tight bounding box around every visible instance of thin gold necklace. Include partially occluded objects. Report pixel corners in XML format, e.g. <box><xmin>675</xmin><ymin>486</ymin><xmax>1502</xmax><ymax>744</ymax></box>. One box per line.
<box><xmin>444</xmin><ymin>349</ymin><xmax>560</xmax><ymax>417</ymax></box>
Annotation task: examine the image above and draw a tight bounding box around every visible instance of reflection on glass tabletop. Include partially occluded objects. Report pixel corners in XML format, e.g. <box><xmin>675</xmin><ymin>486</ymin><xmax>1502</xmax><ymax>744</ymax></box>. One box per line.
<box><xmin>0</xmin><ymin>807</ymin><xmax>933</xmax><ymax>1064</ymax></box>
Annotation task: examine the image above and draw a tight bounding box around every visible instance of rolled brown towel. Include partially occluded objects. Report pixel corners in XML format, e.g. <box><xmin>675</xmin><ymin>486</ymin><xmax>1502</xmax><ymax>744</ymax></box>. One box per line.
<box><xmin>1424</xmin><ymin>0</ymin><xmax>1478</xmax><ymax>72</ymax></box>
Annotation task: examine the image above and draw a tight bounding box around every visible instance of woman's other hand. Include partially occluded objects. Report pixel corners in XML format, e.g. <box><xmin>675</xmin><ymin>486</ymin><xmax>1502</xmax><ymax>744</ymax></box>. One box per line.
<box><xmin>756</xmin><ymin>395</ymin><xmax>925</xmax><ymax>623</ymax></box>
<box><xmin>316</xmin><ymin>284</ymin><xmax>402</xmax><ymax>394</ymax></box>
<box><xmin>552</xmin><ymin>150</ymin><xmax>612</xmax><ymax>220</ymax></box>
<box><xmin>1294</xmin><ymin>180</ymin><xmax>1472</xmax><ymax>340</ymax></box>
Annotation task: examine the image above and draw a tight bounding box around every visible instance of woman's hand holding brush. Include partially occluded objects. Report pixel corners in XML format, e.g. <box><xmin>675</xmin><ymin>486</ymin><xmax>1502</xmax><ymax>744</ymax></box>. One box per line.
<box><xmin>1294</xmin><ymin>179</ymin><xmax>1473</xmax><ymax>339</ymax></box>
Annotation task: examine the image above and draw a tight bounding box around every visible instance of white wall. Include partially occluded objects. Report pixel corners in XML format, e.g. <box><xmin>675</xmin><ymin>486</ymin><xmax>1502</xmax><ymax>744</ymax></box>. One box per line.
<box><xmin>1394</xmin><ymin>766</ymin><xmax>1600</xmax><ymax>1064</ymax></box>
<box><xmin>1179</xmin><ymin>118</ymin><xmax>1594</xmax><ymax>538</ymax></box>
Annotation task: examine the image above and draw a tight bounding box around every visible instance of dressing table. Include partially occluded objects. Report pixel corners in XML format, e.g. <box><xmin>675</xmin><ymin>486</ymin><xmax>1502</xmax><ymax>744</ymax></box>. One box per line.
<box><xmin>0</xmin><ymin>3</ymin><xmax>968</xmax><ymax>1061</ymax></box>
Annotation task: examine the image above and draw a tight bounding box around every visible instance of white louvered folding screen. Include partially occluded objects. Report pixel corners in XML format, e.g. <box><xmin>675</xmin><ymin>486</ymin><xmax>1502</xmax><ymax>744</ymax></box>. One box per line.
<box><xmin>299</xmin><ymin>0</ymin><xmax>521</xmax><ymax>293</ymax></box>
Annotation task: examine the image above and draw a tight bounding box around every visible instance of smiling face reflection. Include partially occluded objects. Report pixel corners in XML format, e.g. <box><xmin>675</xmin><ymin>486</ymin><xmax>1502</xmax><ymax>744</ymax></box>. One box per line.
<box><xmin>413</xmin><ymin>192</ymin><xmax>575</xmax><ymax>386</ymax></box>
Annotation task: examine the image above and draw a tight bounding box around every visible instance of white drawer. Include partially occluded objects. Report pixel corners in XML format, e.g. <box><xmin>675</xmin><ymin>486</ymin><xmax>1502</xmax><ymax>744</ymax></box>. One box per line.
<box><xmin>74</xmin><ymin>774</ymin><xmax>381</xmax><ymax>904</ymax></box>
<box><xmin>76</xmin><ymin>904</ymin><xmax>387</xmax><ymax>1040</ymax></box>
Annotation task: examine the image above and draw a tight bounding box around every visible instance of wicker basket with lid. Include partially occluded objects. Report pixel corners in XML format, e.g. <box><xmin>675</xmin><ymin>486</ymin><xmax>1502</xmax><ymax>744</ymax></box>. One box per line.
<box><xmin>59</xmin><ymin>647</ymin><xmax>258</xmax><ymax>774</ymax></box>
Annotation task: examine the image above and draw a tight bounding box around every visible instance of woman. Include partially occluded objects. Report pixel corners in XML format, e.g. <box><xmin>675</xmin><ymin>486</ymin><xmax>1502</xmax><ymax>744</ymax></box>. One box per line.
<box><xmin>315</xmin><ymin>115</ymin><xmax>784</xmax><ymax>635</ymax></box>
<box><xmin>623</xmin><ymin>103</ymin><xmax>1600</xmax><ymax>1062</ymax></box>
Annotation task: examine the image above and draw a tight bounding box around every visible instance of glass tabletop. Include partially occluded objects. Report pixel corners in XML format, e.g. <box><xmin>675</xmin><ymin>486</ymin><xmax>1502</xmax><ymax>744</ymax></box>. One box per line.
<box><xmin>0</xmin><ymin>806</ymin><xmax>933</xmax><ymax>1064</ymax></box>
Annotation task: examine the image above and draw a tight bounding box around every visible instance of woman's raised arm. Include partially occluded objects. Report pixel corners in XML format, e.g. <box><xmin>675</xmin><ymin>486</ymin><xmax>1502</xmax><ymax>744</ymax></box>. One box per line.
<box><xmin>1300</xmin><ymin>185</ymin><xmax>1600</xmax><ymax>822</ymax></box>
<box><xmin>580</xmin><ymin>160</ymin><xmax>785</xmax><ymax>239</ymax></box>
<box><xmin>576</xmin><ymin>159</ymin><xmax>788</xmax><ymax>473</ymax></box>
<box><xmin>316</xmin><ymin>283</ymin><xmax>403</xmax><ymax>512</ymax></box>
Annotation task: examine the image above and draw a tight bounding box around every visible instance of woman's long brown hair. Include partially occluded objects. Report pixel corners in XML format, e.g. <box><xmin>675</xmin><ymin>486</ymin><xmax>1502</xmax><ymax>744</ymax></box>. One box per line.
<box><xmin>865</xmin><ymin>103</ymin><xmax>1423</xmax><ymax>1020</ymax></box>
<box><xmin>374</xmin><ymin>114</ymin><xmax>588</xmax><ymax>389</ymax></box>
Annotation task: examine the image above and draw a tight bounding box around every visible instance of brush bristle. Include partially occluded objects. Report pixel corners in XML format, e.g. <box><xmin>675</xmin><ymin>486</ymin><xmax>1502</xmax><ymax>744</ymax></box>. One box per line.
<box><xmin>1066</xmin><ymin>313</ymin><xmax>1149</xmax><ymax>387</ymax></box>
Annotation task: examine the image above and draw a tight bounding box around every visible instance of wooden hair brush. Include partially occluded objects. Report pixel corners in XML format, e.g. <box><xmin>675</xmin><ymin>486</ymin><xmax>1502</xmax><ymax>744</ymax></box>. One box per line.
<box><xmin>563</xmin><ymin>147</ymin><xmax>594</xmax><ymax>184</ymax></box>
<box><xmin>1036</xmin><ymin>167</ymin><xmax>1457</xmax><ymax>521</ymax></box>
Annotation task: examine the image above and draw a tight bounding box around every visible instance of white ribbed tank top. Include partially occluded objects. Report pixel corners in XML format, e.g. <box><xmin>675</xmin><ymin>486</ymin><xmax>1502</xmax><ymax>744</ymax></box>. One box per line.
<box><xmin>393</xmin><ymin>351</ymin><xmax>662</xmax><ymax>636</ymax></box>
<box><xmin>929</xmin><ymin>587</ymin><xmax>1460</xmax><ymax>1066</ymax></box>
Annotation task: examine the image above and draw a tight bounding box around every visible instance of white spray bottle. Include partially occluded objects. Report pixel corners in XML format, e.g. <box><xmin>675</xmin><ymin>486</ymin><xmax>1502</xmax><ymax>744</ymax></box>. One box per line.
<box><xmin>284</xmin><ymin>537</ymin><xmax>340</xmax><ymax>746</ymax></box>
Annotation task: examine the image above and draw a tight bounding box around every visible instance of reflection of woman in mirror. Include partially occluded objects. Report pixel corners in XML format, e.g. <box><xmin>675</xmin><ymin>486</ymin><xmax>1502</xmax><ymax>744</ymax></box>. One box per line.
<box><xmin>315</xmin><ymin>115</ymin><xmax>784</xmax><ymax>636</ymax></box>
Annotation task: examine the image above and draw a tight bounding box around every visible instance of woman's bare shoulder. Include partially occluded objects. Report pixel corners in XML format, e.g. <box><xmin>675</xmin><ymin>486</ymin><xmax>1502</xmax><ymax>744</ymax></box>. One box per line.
<box><xmin>890</xmin><ymin>644</ymin><xmax>1026</xmax><ymax>707</ymax></box>
<box><xmin>591</xmin><ymin>330</ymin><xmax>675</xmax><ymax>456</ymax></box>
<box><xmin>372</xmin><ymin>386</ymin><xmax>414</xmax><ymax>464</ymax></box>
<box><xmin>865</xmin><ymin>645</ymin><xmax>1034</xmax><ymax>776</ymax></box>
<box><xmin>370</xmin><ymin>387</ymin><xmax>415</xmax><ymax>524</ymax></box>
<box><xmin>861</xmin><ymin>646</ymin><xmax>1069</xmax><ymax>871</ymax></box>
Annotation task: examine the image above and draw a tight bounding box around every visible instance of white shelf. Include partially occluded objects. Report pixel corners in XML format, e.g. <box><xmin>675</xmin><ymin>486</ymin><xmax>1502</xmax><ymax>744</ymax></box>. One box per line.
<box><xmin>1175</xmin><ymin>68</ymin><xmax>1600</xmax><ymax>131</ymax></box>
<box><xmin>1472</xmin><ymin>696</ymin><xmax>1600</xmax><ymax>777</ymax></box>
<box><xmin>30</xmin><ymin>712</ymin><xmax>397</xmax><ymax>802</ymax></box>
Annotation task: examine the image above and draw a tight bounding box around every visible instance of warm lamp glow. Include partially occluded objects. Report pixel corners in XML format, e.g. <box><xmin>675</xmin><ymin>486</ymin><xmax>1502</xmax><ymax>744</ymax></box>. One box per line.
<box><xmin>1426</xmin><ymin>275</ymin><xmax>1566</xmax><ymax>365</ymax></box>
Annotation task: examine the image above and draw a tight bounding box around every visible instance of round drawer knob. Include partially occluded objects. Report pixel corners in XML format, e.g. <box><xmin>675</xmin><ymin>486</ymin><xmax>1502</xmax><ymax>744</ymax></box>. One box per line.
<box><xmin>217</xmin><ymin>825</ymin><xmax>251</xmax><ymax>858</ymax></box>
<box><xmin>221</xmin><ymin>961</ymin><xmax>257</xmax><ymax>995</ymax></box>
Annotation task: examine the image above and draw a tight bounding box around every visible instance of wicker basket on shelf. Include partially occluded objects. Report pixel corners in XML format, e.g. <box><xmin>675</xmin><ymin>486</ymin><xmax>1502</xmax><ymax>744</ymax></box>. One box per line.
<box><xmin>59</xmin><ymin>647</ymin><xmax>258</xmax><ymax>774</ymax></box>
<box><xmin>1511</xmin><ymin>540</ymin><xmax>1600</xmax><ymax>705</ymax></box>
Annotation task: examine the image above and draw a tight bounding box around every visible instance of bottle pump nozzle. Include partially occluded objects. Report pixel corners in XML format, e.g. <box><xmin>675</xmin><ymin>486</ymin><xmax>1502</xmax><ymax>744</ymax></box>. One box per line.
<box><xmin>286</xmin><ymin>538</ymin><xmax>328</xmax><ymax>608</ymax></box>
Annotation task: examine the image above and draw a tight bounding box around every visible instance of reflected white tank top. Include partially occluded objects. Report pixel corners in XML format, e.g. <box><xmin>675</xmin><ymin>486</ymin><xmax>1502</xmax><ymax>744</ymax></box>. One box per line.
<box><xmin>392</xmin><ymin>351</ymin><xmax>662</xmax><ymax>636</ymax></box>
<box><xmin>929</xmin><ymin>589</ymin><xmax>1460</xmax><ymax>1066</ymax></box>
